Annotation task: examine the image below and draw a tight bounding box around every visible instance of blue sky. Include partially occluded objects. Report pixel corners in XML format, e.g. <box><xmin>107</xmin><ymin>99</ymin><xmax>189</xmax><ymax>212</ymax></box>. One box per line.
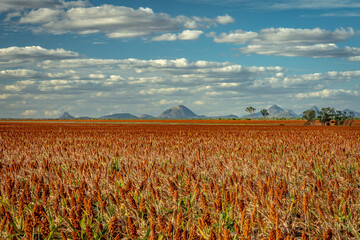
<box><xmin>0</xmin><ymin>0</ymin><xmax>359</xmax><ymax>118</ymax></box>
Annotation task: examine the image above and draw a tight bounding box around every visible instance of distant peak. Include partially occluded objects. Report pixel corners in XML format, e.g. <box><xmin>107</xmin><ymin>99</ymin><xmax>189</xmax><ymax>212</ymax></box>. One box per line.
<box><xmin>174</xmin><ymin>105</ymin><xmax>186</xmax><ymax>109</ymax></box>
<box><xmin>158</xmin><ymin>105</ymin><xmax>197</xmax><ymax>119</ymax></box>
<box><xmin>59</xmin><ymin>112</ymin><xmax>75</xmax><ymax>119</ymax></box>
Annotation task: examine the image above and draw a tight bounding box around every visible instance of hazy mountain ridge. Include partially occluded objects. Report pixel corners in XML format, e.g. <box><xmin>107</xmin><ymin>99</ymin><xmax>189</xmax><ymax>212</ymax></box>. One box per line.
<box><xmin>241</xmin><ymin>105</ymin><xmax>299</xmax><ymax>119</ymax></box>
<box><xmin>56</xmin><ymin>104</ymin><xmax>360</xmax><ymax>120</ymax></box>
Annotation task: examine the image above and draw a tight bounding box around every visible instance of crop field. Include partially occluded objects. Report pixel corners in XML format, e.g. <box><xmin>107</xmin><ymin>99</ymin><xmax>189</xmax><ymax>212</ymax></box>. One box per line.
<box><xmin>0</xmin><ymin>121</ymin><xmax>359</xmax><ymax>239</ymax></box>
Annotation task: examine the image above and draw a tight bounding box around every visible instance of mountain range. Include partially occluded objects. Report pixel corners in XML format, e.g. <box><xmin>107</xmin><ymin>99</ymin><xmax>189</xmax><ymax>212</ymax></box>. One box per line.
<box><xmin>58</xmin><ymin>105</ymin><xmax>360</xmax><ymax>120</ymax></box>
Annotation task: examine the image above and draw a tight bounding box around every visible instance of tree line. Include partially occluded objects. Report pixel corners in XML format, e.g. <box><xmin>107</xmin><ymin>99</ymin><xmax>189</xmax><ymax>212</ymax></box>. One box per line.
<box><xmin>245</xmin><ymin>106</ymin><xmax>355</xmax><ymax>126</ymax></box>
<box><xmin>303</xmin><ymin>107</ymin><xmax>355</xmax><ymax>126</ymax></box>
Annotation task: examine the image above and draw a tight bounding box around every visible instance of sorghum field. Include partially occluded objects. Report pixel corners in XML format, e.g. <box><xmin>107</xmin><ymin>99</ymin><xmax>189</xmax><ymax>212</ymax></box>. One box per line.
<box><xmin>0</xmin><ymin>121</ymin><xmax>359</xmax><ymax>239</ymax></box>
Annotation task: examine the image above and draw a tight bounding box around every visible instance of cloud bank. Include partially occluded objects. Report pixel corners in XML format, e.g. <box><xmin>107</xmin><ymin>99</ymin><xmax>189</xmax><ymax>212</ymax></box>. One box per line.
<box><xmin>0</xmin><ymin>46</ymin><xmax>359</xmax><ymax>117</ymax></box>
<box><xmin>211</xmin><ymin>27</ymin><xmax>360</xmax><ymax>60</ymax></box>
<box><xmin>15</xmin><ymin>5</ymin><xmax>233</xmax><ymax>38</ymax></box>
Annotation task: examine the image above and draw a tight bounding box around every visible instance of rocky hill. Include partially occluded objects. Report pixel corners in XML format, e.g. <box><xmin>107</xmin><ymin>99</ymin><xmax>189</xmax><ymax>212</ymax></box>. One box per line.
<box><xmin>139</xmin><ymin>114</ymin><xmax>155</xmax><ymax>119</ymax></box>
<box><xmin>158</xmin><ymin>105</ymin><xmax>198</xmax><ymax>119</ymax></box>
<box><xmin>58</xmin><ymin>112</ymin><xmax>75</xmax><ymax>120</ymax></box>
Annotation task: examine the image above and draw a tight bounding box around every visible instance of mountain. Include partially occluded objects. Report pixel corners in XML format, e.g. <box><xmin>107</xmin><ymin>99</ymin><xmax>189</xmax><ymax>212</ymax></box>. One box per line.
<box><xmin>207</xmin><ymin>114</ymin><xmax>239</xmax><ymax>119</ymax></box>
<box><xmin>58</xmin><ymin>112</ymin><xmax>75</xmax><ymax>120</ymax></box>
<box><xmin>299</xmin><ymin>106</ymin><xmax>320</xmax><ymax>117</ymax></box>
<box><xmin>219</xmin><ymin>114</ymin><xmax>239</xmax><ymax>119</ymax></box>
<box><xmin>241</xmin><ymin>105</ymin><xmax>299</xmax><ymax>119</ymax></box>
<box><xmin>309</xmin><ymin>106</ymin><xmax>320</xmax><ymax>112</ymax></box>
<box><xmin>342</xmin><ymin>109</ymin><xmax>360</xmax><ymax>118</ymax></box>
<box><xmin>158</xmin><ymin>105</ymin><xmax>198</xmax><ymax>119</ymax></box>
<box><xmin>100</xmin><ymin>113</ymin><xmax>138</xmax><ymax>119</ymax></box>
<box><xmin>139</xmin><ymin>114</ymin><xmax>155</xmax><ymax>119</ymax></box>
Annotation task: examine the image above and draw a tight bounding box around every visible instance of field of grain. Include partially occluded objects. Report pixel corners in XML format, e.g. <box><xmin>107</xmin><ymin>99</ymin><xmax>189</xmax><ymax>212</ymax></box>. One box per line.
<box><xmin>0</xmin><ymin>121</ymin><xmax>359</xmax><ymax>239</ymax></box>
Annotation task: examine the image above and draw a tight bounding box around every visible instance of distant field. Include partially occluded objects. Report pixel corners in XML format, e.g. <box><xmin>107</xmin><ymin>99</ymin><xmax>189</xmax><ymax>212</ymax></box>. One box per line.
<box><xmin>1</xmin><ymin>119</ymin><xmax>360</xmax><ymax>126</ymax></box>
<box><xmin>0</xmin><ymin>122</ymin><xmax>359</xmax><ymax>239</ymax></box>
<box><xmin>3</xmin><ymin>119</ymin><xmax>360</xmax><ymax>126</ymax></box>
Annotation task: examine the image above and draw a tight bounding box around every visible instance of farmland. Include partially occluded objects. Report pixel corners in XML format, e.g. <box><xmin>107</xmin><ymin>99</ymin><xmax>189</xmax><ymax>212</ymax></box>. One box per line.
<box><xmin>0</xmin><ymin>121</ymin><xmax>359</xmax><ymax>239</ymax></box>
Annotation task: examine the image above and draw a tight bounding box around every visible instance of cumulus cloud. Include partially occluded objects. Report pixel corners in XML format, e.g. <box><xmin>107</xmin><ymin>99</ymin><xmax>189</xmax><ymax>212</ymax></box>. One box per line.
<box><xmin>212</xmin><ymin>30</ymin><xmax>258</xmax><ymax>44</ymax></box>
<box><xmin>0</xmin><ymin>0</ymin><xmax>89</xmax><ymax>13</ymax></box>
<box><xmin>216</xmin><ymin>14</ymin><xmax>235</xmax><ymax>24</ymax></box>
<box><xmin>211</xmin><ymin>27</ymin><xmax>360</xmax><ymax>59</ymax></box>
<box><xmin>0</xmin><ymin>0</ymin><xmax>62</xmax><ymax>13</ymax></box>
<box><xmin>296</xmin><ymin>89</ymin><xmax>359</xmax><ymax>99</ymax></box>
<box><xmin>159</xmin><ymin>99</ymin><xmax>184</xmax><ymax>105</ymax></box>
<box><xmin>253</xmin><ymin>71</ymin><xmax>360</xmax><ymax>88</ymax></box>
<box><xmin>21</xmin><ymin>109</ymin><xmax>38</xmax><ymax>116</ymax></box>
<box><xmin>18</xmin><ymin>5</ymin><xmax>233</xmax><ymax>38</ymax></box>
<box><xmin>152</xmin><ymin>30</ymin><xmax>204</xmax><ymax>41</ymax></box>
<box><xmin>0</xmin><ymin>46</ymin><xmax>79</xmax><ymax>66</ymax></box>
<box><xmin>212</xmin><ymin>27</ymin><xmax>355</xmax><ymax>45</ymax></box>
<box><xmin>140</xmin><ymin>87</ymin><xmax>189</xmax><ymax>96</ymax></box>
<box><xmin>37</xmin><ymin>56</ymin><xmax>283</xmax><ymax>80</ymax></box>
<box><xmin>1</xmin><ymin>45</ymin><xmax>359</xmax><ymax>117</ymax></box>
<box><xmin>242</xmin><ymin>44</ymin><xmax>360</xmax><ymax>58</ymax></box>
<box><xmin>0</xmin><ymin>69</ymin><xmax>40</xmax><ymax>78</ymax></box>
<box><xmin>44</xmin><ymin>110</ymin><xmax>61</xmax><ymax>116</ymax></box>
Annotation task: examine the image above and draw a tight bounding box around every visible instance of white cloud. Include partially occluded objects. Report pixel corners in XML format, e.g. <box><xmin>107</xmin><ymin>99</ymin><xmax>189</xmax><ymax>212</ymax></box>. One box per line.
<box><xmin>1</xmin><ymin>45</ymin><xmax>359</xmax><ymax>117</ymax></box>
<box><xmin>152</xmin><ymin>30</ymin><xmax>204</xmax><ymax>41</ymax></box>
<box><xmin>211</xmin><ymin>27</ymin><xmax>360</xmax><ymax>59</ymax></box>
<box><xmin>0</xmin><ymin>0</ymin><xmax>62</xmax><ymax>13</ymax></box>
<box><xmin>0</xmin><ymin>0</ymin><xmax>89</xmax><ymax>13</ymax></box>
<box><xmin>44</xmin><ymin>110</ymin><xmax>61</xmax><ymax>116</ymax></box>
<box><xmin>213</xmin><ymin>30</ymin><xmax>258</xmax><ymax>44</ymax></box>
<box><xmin>4</xmin><ymin>85</ymin><xmax>26</xmax><ymax>92</ymax></box>
<box><xmin>0</xmin><ymin>68</ymin><xmax>79</xmax><ymax>80</ymax></box>
<box><xmin>321</xmin><ymin>11</ymin><xmax>360</xmax><ymax>17</ymax></box>
<box><xmin>349</xmin><ymin>56</ymin><xmax>360</xmax><ymax>61</ymax></box>
<box><xmin>0</xmin><ymin>69</ymin><xmax>39</xmax><ymax>78</ymax></box>
<box><xmin>270</xmin><ymin>0</ymin><xmax>360</xmax><ymax>9</ymax></box>
<box><xmin>181</xmin><ymin>0</ymin><xmax>360</xmax><ymax>9</ymax></box>
<box><xmin>296</xmin><ymin>89</ymin><xmax>359</xmax><ymax>99</ymax></box>
<box><xmin>0</xmin><ymin>94</ymin><xmax>12</xmax><ymax>99</ymax></box>
<box><xmin>18</xmin><ymin>5</ymin><xmax>233</xmax><ymax>38</ymax></box>
<box><xmin>0</xmin><ymin>46</ymin><xmax>79</xmax><ymax>65</ymax></box>
<box><xmin>194</xmin><ymin>100</ymin><xmax>205</xmax><ymax>105</ymax></box>
<box><xmin>254</xmin><ymin>27</ymin><xmax>354</xmax><ymax>45</ymax></box>
<box><xmin>22</xmin><ymin>109</ymin><xmax>38</xmax><ymax>116</ymax></box>
<box><xmin>159</xmin><ymin>99</ymin><xmax>184</xmax><ymax>105</ymax></box>
<box><xmin>89</xmin><ymin>73</ymin><xmax>106</xmax><ymax>79</ymax></box>
<box><xmin>213</xmin><ymin>27</ymin><xmax>355</xmax><ymax>45</ymax></box>
<box><xmin>140</xmin><ymin>87</ymin><xmax>189</xmax><ymax>95</ymax></box>
<box><xmin>20</xmin><ymin>8</ymin><xmax>63</xmax><ymax>24</ymax></box>
<box><xmin>253</xmin><ymin>70</ymin><xmax>360</xmax><ymax>88</ymax></box>
<box><xmin>216</xmin><ymin>14</ymin><xmax>235</xmax><ymax>24</ymax></box>
<box><xmin>242</xmin><ymin>43</ymin><xmax>360</xmax><ymax>58</ymax></box>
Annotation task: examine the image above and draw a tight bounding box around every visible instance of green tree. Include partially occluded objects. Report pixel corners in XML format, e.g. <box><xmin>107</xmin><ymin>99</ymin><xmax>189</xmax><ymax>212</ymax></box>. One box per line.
<box><xmin>317</xmin><ymin>107</ymin><xmax>335</xmax><ymax>126</ymax></box>
<box><xmin>333</xmin><ymin>110</ymin><xmax>347</xmax><ymax>126</ymax></box>
<box><xmin>302</xmin><ymin>109</ymin><xmax>316</xmax><ymax>125</ymax></box>
<box><xmin>344</xmin><ymin>111</ymin><xmax>355</xmax><ymax>126</ymax></box>
<box><xmin>260</xmin><ymin>109</ymin><xmax>269</xmax><ymax>119</ymax></box>
<box><xmin>246</xmin><ymin>106</ymin><xmax>256</xmax><ymax>119</ymax></box>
